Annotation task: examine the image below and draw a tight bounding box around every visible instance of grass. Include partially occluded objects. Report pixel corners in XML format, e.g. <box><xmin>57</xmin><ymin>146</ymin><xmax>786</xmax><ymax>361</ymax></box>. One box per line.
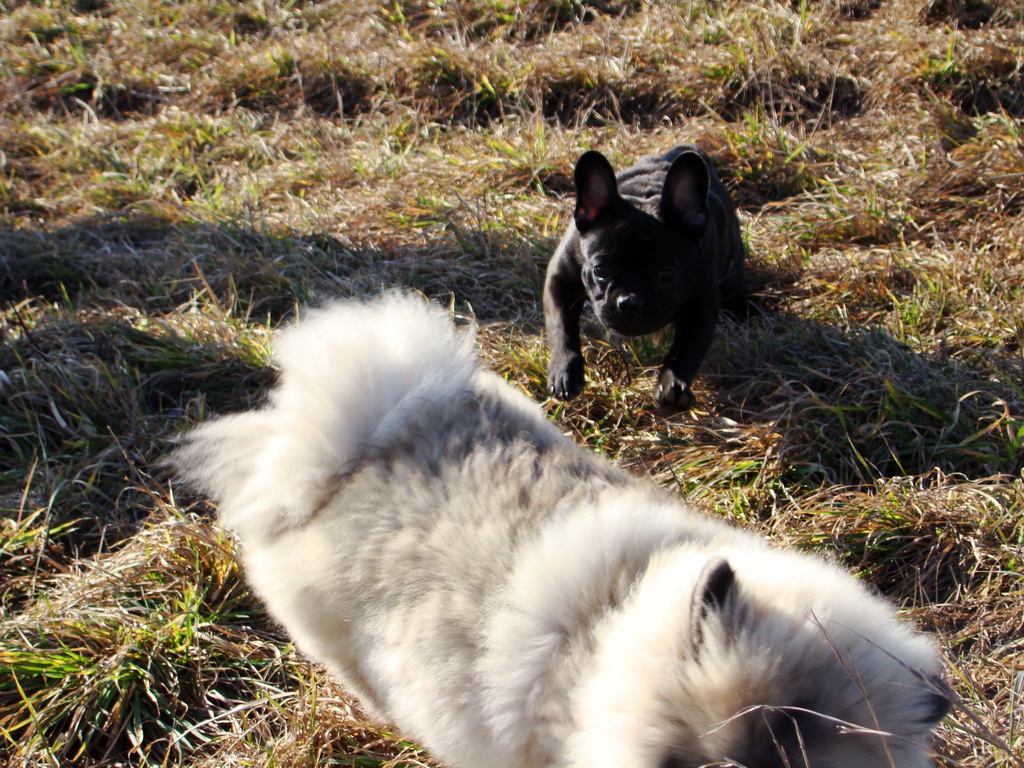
<box><xmin>1</xmin><ymin>0</ymin><xmax>1023</xmax><ymax>765</ymax></box>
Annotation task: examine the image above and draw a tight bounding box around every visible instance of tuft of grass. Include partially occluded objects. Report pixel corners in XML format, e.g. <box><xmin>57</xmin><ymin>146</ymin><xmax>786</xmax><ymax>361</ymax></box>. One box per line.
<box><xmin>385</xmin><ymin>0</ymin><xmax>643</xmax><ymax>42</ymax></box>
<box><xmin>1</xmin><ymin>514</ymin><xmax>262</xmax><ymax>764</ymax></box>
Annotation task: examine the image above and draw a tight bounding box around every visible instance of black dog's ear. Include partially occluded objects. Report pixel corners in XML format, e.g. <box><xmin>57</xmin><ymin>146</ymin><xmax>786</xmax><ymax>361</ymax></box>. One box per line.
<box><xmin>574</xmin><ymin>151</ymin><xmax>619</xmax><ymax>232</ymax></box>
<box><xmin>662</xmin><ymin>150</ymin><xmax>710</xmax><ymax>234</ymax></box>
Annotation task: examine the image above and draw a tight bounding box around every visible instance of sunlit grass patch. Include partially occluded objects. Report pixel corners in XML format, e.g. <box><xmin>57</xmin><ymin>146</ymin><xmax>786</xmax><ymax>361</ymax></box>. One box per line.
<box><xmin>714</xmin><ymin>114</ymin><xmax>832</xmax><ymax>206</ymax></box>
<box><xmin>0</xmin><ymin>513</ymin><xmax>282</xmax><ymax>765</ymax></box>
<box><xmin>772</xmin><ymin>471</ymin><xmax>1023</xmax><ymax>600</ymax></box>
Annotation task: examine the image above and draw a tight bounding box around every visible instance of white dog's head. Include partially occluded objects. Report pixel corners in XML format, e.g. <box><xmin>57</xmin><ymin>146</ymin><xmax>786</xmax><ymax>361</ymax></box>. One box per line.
<box><xmin>568</xmin><ymin>545</ymin><xmax>950</xmax><ymax>768</ymax></box>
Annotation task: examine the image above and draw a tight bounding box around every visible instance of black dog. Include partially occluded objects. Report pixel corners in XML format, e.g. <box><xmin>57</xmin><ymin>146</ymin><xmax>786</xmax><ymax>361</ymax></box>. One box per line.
<box><xmin>544</xmin><ymin>146</ymin><xmax>746</xmax><ymax>410</ymax></box>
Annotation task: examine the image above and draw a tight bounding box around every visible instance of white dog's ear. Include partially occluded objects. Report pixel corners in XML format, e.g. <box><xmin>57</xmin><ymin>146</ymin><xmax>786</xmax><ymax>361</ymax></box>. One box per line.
<box><xmin>690</xmin><ymin>557</ymin><xmax>737</xmax><ymax>650</ymax></box>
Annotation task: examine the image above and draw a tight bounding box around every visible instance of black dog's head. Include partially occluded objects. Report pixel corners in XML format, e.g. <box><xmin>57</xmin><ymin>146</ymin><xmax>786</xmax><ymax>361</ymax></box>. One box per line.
<box><xmin>573</xmin><ymin>150</ymin><xmax>710</xmax><ymax>337</ymax></box>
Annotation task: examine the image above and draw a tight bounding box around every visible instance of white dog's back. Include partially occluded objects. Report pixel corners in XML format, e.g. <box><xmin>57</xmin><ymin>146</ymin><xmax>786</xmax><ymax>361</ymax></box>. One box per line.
<box><xmin>174</xmin><ymin>293</ymin><xmax>480</xmax><ymax>539</ymax></box>
<box><xmin>173</xmin><ymin>293</ymin><xmax>949</xmax><ymax>768</ymax></box>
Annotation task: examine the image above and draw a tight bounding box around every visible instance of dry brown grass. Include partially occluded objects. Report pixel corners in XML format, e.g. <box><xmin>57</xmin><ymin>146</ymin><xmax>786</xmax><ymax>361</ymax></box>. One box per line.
<box><xmin>1</xmin><ymin>0</ymin><xmax>1023</xmax><ymax>766</ymax></box>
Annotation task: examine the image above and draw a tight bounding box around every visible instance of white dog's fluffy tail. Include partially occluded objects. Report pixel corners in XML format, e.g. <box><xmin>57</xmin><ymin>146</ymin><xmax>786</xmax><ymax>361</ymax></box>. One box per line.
<box><xmin>172</xmin><ymin>292</ymin><xmax>477</xmax><ymax>539</ymax></box>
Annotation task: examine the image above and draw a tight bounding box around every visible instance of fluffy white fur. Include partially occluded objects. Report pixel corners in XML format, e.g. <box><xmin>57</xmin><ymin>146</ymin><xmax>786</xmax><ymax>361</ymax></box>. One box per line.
<box><xmin>173</xmin><ymin>292</ymin><xmax>949</xmax><ymax>768</ymax></box>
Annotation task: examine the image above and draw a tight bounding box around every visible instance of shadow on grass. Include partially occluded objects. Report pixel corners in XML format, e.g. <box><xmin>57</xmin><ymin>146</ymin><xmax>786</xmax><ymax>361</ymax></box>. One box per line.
<box><xmin>704</xmin><ymin>308</ymin><xmax>1024</xmax><ymax>483</ymax></box>
<box><xmin>0</xmin><ymin>211</ymin><xmax>551</xmax><ymax>323</ymax></box>
<box><xmin>702</xmin><ymin>309</ymin><xmax>1024</xmax><ymax>610</ymax></box>
<box><xmin>1</xmin><ymin>213</ymin><xmax>380</xmax><ymax>318</ymax></box>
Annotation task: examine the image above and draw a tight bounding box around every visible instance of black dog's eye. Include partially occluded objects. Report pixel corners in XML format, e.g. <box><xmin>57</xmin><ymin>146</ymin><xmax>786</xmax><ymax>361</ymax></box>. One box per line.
<box><xmin>593</xmin><ymin>265</ymin><xmax>611</xmax><ymax>281</ymax></box>
<box><xmin>657</xmin><ymin>268</ymin><xmax>677</xmax><ymax>283</ymax></box>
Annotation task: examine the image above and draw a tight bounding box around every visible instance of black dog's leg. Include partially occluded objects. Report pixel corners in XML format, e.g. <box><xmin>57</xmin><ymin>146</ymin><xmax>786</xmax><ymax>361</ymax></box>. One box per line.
<box><xmin>654</xmin><ymin>303</ymin><xmax>718</xmax><ymax>411</ymax></box>
<box><xmin>544</xmin><ymin>263</ymin><xmax>588</xmax><ymax>400</ymax></box>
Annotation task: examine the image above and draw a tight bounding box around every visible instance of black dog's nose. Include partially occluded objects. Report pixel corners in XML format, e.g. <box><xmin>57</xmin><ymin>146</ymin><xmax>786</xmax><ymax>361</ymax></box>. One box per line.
<box><xmin>617</xmin><ymin>295</ymin><xmax>640</xmax><ymax>314</ymax></box>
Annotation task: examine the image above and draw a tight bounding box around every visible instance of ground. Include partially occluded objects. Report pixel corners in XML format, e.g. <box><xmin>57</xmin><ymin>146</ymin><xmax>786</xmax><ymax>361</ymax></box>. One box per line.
<box><xmin>1</xmin><ymin>0</ymin><xmax>1022</xmax><ymax>766</ymax></box>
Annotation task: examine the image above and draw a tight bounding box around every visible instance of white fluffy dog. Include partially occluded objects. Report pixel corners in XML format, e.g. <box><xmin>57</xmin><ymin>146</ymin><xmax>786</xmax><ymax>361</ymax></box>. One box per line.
<box><xmin>173</xmin><ymin>292</ymin><xmax>949</xmax><ymax>768</ymax></box>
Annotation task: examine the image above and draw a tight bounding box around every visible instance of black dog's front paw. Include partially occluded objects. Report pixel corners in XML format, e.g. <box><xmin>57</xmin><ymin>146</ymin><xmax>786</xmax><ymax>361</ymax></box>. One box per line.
<box><xmin>548</xmin><ymin>353</ymin><xmax>585</xmax><ymax>400</ymax></box>
<box><xmin>654</xmin><ymin>368</ymin><xmax>696</xmax><ymax>411</ymax></box>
